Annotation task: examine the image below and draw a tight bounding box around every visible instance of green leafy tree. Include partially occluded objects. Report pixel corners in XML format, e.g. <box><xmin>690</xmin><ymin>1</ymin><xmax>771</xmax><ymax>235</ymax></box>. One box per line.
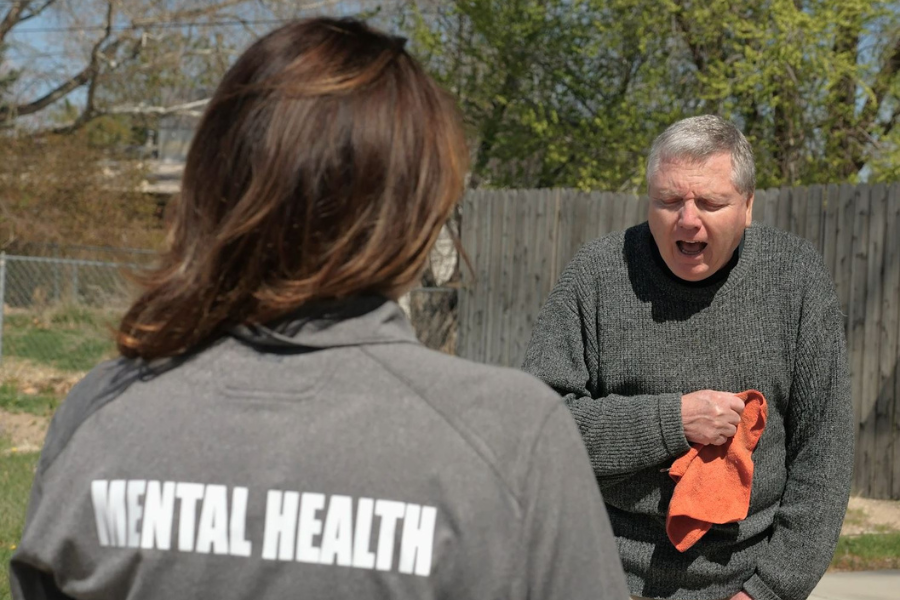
<box><xmin>401</xmin><ymin>0</ymin><xmax>900</xmax><ymax>190</ymax></box>
<box><xmin>666</xmin><ymin>0</ymin><xmax>900</xmax><ymax>187</ymax></box>
<box><xmin>401</xmin><ymin>0</ymin><xmax>677</xmax><ymax>190</ymax></box>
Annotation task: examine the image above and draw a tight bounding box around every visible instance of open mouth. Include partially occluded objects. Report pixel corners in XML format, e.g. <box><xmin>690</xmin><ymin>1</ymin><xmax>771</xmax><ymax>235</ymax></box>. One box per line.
<box><xmin>677</xmin><ymin>241</ymin><xmax>707</xmax><ymax>256</ymax></box>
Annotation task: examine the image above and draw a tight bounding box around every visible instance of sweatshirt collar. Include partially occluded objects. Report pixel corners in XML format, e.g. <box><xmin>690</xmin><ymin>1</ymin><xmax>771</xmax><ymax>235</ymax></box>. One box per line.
<box><xmin>229</xmin><ymin>295</ymin><xmax>419</xmax><ymax>351</ymax></box>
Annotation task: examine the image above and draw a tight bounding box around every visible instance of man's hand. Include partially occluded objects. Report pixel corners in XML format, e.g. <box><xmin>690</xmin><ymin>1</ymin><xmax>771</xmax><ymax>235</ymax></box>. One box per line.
<box><xmin>730</xmin><ymin>591</ymin><xmax>753</xmax><ymax>600</ymax></box>
<box><xmin>681</xmin><ymin>390</ymin><xmax>745</xmax><ymax>446</ymax></box>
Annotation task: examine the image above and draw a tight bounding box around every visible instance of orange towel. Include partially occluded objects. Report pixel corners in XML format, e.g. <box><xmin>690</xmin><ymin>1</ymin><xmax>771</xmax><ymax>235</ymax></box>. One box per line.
<box><xmin>666</xmin><ymin>389</ymin><xmax>768</xmax><ymax>552</ymax></box>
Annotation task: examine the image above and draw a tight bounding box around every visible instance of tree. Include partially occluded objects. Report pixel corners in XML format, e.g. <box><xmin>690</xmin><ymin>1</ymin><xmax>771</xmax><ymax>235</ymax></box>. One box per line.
<box><xmin>400</xmin><ymin>0</ymin><xmax>671</xmax><ymax>190</ymax></box>
<box><xmin>0</xmin><ymin>1</ymin><xmax>395</xmax><ymax>250</ymax></box>
<box><xmin>400</xmin><ymin>0</ymin><xmax>900</xmax><ymax>190</ymax></box>
<box><xmin>0</xmin><ymin>132</ymin><xmax>158</xmax><ymax>250</ymax></box>
<box><xmin>666</xmin><ymin>0</ymin><xmax>900</xmax><ymax>187</ymax></box>
<box><xmin>0</xmin><ymin>0</ymin><xmax>390</xmax><ymax>133</ymax></box>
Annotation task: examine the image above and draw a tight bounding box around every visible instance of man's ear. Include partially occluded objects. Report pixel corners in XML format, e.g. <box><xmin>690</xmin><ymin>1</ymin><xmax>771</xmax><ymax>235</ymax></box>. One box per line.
<box><xmin>745</xmin><ymin>193</ymin><xmax>754</xmax><ymax>227</ymax></box>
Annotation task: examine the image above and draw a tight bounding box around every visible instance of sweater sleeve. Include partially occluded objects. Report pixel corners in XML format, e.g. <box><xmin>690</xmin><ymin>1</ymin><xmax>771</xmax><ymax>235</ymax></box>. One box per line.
<box><xmin>521</xmin><ymin>245</ymin><xmax>690</xmax><ymax>484</ymax></box>
<box><xmin>743</xmin><ymin>256</ymin><xmax>854</xmax><ymax>600</ymax></box>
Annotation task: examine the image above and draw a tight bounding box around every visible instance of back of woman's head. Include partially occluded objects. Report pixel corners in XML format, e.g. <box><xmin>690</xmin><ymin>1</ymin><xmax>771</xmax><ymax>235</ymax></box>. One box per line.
<box><xmin>117</xmin><ymin>17</ymin><xmax>469</xmax><ymax>360</ymax></box>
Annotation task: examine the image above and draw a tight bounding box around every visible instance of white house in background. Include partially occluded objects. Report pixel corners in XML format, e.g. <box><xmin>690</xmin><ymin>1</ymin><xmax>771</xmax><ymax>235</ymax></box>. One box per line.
<box><xmin>157</xmin><ymin>114</ymin><xmax>197</xmax><ymax>163</ymax></box>
<box><xmin>138</xmin><ymin>114</ymin><xmax>196</xmax><ymax>196</ymax></box>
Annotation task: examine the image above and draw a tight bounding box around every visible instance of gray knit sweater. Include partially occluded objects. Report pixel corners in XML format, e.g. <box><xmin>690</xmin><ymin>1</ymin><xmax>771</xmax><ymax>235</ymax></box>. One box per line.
<box><xmin>522</xmin><ymin>222</ymin><xmax>854</xmax><ymax>600</ymax></box>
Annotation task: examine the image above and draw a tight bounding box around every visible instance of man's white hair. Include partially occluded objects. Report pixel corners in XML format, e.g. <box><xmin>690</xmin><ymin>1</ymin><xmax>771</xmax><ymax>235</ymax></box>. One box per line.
<box><xmin>646</xmin><ymin>115</ymin><xmax>755</xmax><ymax>197</ymax></box>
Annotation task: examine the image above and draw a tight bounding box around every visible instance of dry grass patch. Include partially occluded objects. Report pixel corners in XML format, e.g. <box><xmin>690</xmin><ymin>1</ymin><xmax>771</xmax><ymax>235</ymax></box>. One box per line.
<box><xmin>0</xmin><ymin>411</ymin><xmax>47</xmax><ymax>454</ymax></box>
<box><xmin>841</xmin><ymin>497</ymin><xmax>900</xmax><ymax>536</ymax></box>
<box><xmin>0</xmin><ymin>358</ymin><xmax>77</xmax><ymax>452</ymax></box>
<box><xmin>0</xmin><ymin>358</ymin><xmax>84</xmax><ymax>398</ymax></box>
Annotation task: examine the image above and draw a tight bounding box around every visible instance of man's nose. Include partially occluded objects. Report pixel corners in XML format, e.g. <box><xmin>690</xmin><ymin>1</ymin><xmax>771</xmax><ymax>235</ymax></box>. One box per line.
<box><xmin>678</xmin><ymin>200</ymin><xmax>701</xmax><ymax>229</ymax></box>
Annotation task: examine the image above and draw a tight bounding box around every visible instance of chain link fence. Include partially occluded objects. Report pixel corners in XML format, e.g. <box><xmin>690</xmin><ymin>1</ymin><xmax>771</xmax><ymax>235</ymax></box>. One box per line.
<box><xmin>9</xmin><ymin>242</ymin><xmax>158</xmax><ymax>265</ymax></box>
<box><xmin>0</xmin><ymin>253</ymin><xmax>458</xmax><ymax>377</ymax></box>
<box><xmin>0</xmin><ymin>255</ymin><xmax>134</xmax><ymax>373</ymax></box>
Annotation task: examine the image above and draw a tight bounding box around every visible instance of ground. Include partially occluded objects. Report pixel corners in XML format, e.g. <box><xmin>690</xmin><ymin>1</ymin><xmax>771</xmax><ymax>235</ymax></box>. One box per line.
<box><xmin>842</xmin><ymin>497</ymin><xmax>900</xmax><ymax>536</ymax></box>
<box><xmin>0</xmin><ymin>358</ymin><xmax>79</xmax><ymax>457</ymax></box>
<box><xmin>0</xmin><ymin>409</ymin><xmax>46</xmax><ymax>455</ymax></box>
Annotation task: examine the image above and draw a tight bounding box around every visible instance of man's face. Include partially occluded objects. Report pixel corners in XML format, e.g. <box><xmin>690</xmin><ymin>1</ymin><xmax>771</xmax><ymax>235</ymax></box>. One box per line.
<box><xmin>647</xmin><ymin>152</ymin><xmax>753</xmax><ymax>282</ymax></box>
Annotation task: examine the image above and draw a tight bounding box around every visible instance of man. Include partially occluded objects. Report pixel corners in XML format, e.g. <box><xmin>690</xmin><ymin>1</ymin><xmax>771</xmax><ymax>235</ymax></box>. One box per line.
<box><xmin>522</xmin><ymin>115</ymin><xmax>853</xmax><ymax>600</ymax></box>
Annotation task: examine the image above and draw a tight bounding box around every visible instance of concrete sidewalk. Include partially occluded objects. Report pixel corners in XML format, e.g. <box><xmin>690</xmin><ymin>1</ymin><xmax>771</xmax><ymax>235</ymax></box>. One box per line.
<box><xmin>809</xmin><ymin>570</ymin><xmax>900</xmax><ymax>600</ymax></box>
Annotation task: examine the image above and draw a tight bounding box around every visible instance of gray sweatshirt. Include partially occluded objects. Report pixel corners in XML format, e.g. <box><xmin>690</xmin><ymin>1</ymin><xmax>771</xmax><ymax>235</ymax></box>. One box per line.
<box><xmin>522</xmin><ymin>222</ymin><xmax>854</xmax><ymax>600</ymax></box>
<box><xmin>11</xmin><ymin>296</ymin><xmax>628</xmax><ymax>600</ymax></box>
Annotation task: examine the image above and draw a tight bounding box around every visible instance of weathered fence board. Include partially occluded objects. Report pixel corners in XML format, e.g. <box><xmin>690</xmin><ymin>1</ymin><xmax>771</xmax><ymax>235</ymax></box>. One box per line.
<box><xmin>822</xmin><ymin>185</ymin><xmax>840</xmax><ymax>275</ymax></box>
<box><xmin>881</xmin><ymin>185</ymin><xmax>900</xmax><ymax>500</ymax></box>
<box><xmin>790</xmin><ymin>186</ymin><xmax>807</xmax><ymax>238</ymax></box>
<box><xmin>458</xmin><ymin>193</ymin><xmax>475</xmax><ymax>361</ymax></box>
<box><xmin>777</xmin><ymin>186</ymin><xmax>792</xmax><ymax>232</ymax></box>
<box><xmin>459</xmin><ymin>183</ymin><xmax>900</xmax><ymax>499</ymax></box>
<box><xmin>761</xmin><ymin>188</ymin><xmax>778</xmax><ymax>228</ymax></box>
<box><xmin>849</xmin><ymin>187</ymin><xmax>871</xmax><ymax>492</ymax></box>
<box><xmin>835</xmin><ymin>185</ymin><xmax>857</xmax><ymax>321</ymax></box>
<box><xmin>879</xmin><ymin>185</ymin><xmax>900</xmax><ymax>500</ymax></box>
<box><xmin>860</xmin><ymin>185</ymin><xmax>885</xmax><ymax>498</ymax></box>
<box><xmin>805</xmin><ymin>185</ymin><xmax>823</xmax><ymax>253</ymax></box>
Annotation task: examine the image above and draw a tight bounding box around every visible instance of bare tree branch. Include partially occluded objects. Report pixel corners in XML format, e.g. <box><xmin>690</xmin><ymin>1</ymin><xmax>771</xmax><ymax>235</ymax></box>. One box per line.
<box><xmin>129</xmin><ymin>0</ymin><xmax>343</xmax><ymax>29</ymax></box>
<box><xmin>1</xmin><ymin>0</ymin><xmax>242</xmax><ymax>128</ymax></box>
<box><xmin>672</xmin><ymin>7</ymin><xmax>706</xmax><ymax>73</ymax></box>
<box><xmin>0</xmin><ymin>59</ymin><xmax>97</xmax><ymax>122</ymax></box>
<box><xmin>879</xmin><ymin>104</ymin><xmax>900</xmax><ymax>138</ymax></box>
<box><xmin>49</xmin><ymin>1</ymin><xmax>118</xmax><ymax>133</ymax></box>
<box><xmin>130</xmin><ymin>0</ymin><xmax>252</xmax><ymax>28</ymax></box>
<box><xmin>0</xmin><ymin>0</ymin><xmax>31</xmax><ymax>41</ymax></box>
<box><xmin>17</xmin><ymin>0</ymin><xmax>58</xmax><ymax>25</ymax></box>
<box><xmin>1</xmin><ymin>0</ymin><xmax>346</xmax><ymax>131</ymax></box>
<box><xmin>0</xmin><ymin>0</ymin><xmax>58</xmax><ymax>41</ymax></box>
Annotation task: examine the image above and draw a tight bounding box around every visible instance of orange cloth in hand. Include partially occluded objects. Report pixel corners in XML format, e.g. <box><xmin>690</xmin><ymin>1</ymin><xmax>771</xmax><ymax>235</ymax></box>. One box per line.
<box><xmin>666</xmin><ymin>389</ymin><xmax>768</xmax><ymax>552</ymax></box>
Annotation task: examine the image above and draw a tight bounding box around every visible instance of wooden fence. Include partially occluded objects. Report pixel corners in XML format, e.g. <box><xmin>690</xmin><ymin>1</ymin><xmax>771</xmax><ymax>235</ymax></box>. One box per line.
<box><xmin>457</xmin><ymin>184</ymin><xmax>900</xmax><ymax>499</ymax></box>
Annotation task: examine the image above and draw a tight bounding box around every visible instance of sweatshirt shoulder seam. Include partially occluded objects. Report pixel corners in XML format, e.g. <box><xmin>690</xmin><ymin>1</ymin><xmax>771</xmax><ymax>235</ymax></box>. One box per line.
<box><xmin>358</xmin><ymin>346</ymin><xmax>554</xmax><ymax>514</ymax></box>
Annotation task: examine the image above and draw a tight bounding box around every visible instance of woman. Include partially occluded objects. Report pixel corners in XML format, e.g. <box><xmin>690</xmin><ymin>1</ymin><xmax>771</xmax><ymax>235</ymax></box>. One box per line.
<box><xmin>11</xmin><ymin>18</ymin><xmax>626</xmax><ymax>600</ymax></box>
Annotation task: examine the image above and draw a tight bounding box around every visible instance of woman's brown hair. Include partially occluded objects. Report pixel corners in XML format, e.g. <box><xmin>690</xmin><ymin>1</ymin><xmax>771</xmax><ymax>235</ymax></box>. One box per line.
<box><xmin>117</xmin><ymin>17</ymin><xmax>469</xmax><ymax>360</ymax></box>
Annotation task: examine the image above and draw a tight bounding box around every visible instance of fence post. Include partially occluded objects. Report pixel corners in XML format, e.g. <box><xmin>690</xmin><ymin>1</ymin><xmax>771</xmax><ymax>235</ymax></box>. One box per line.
<box><xmin>0</xmin><ymin>252</ymin><xmax>6</xmax><ymax>364</ymax></box>
<box><xmin>72</xmin><ymin>263</ymin><xmax>79</xmax><ymax>303</ymax></box>
<box><xmin>53</xmin><ymin>243</ymin><xmax>61</xmax><ymax>302</ymax></box>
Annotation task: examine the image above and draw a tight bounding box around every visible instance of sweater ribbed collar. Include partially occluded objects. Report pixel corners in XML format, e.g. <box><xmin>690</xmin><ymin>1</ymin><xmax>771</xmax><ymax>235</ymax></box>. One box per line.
<box><xmin>649</xmin><ymin>230</ymin><xmax>745</xmax><ymax>288</ymax></box>
<box><xmin>631</xmin><ymin>221</ymin><xmax>759</xmax><ymax>303</ymax></box>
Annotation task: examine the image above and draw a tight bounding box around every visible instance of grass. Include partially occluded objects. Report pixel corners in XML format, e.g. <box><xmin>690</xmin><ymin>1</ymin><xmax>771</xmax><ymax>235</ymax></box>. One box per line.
<box><xmin>0</xmin><ymin>437</ymin><xmax>40</xmax><ymax>600</ymax></box>
<box><xmin>830</xmin><ymin>532</ymin><xmax>900</xmax><ymax>571</ymax></box>
<box><xmin>841</xmin><ymin>506</ymin><xmax>868</xmax><ymax>529</ymax></box>
<box><xmin>3</xmin><ymin>305</ymin><xmax>119</xmax><ymax>372</ymax></box>
<box><xmin>0</xmin><ymin>305</ymin><xmax>113</xmax><ymax>596</ymax></box>
<box><xmin>0</xmin><ymin>383</ymin><xmax>61</xmax><ymax>417</ymax></box>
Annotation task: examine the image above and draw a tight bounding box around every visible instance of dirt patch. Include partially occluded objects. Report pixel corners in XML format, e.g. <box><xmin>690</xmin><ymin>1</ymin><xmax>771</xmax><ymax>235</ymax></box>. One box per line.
<box><xmin>0</xmin><ymin>358</ymin><xmax>83</xmax><ymax>397</ymax></box>
<box><xmin>0</xmin><ymin>408</ymin><xmax>50</xmax><ymax>454</ymax></box>
<box><xmin>841</xmin><ymin>496</ymin><xmax>900</xmax><ymax>536</ymax></box>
